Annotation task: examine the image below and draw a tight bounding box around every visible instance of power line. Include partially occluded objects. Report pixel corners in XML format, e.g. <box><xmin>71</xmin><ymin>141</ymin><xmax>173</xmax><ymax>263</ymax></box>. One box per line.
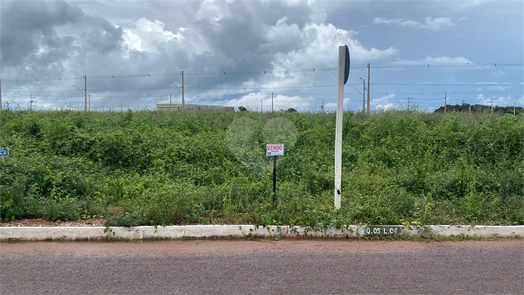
<box><xmin>370</xmin><ymin>89</ymin><xmax>520</xmax><ymax>96</ymax></box>
<box><xmin>6</xmin><ymin>81</ymin><xmax>520</xmax><ymax>94</ymax></box>
<box><xmin>372</xmin><ymin>82</ymin><xmax>523</xmax><ymax>86</ymax></box>
<box><xmin>2</xmin><ymin>84</ymin><xmax>342</xmax><ymax>93</ymax></box>
<box><xmin>184</xmin><ymin>84</ymin><xmax>339</xmax><ymax>90</ymax></box>
<box><xmin>2</xmin><ymin>62</ymin><xmax>522</xmax><ymax>82</ymax></box>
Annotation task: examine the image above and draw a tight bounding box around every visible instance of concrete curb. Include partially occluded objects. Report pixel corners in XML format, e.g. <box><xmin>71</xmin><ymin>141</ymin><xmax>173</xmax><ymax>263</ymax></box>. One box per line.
<box><xmin>1</xmin><ymin>225</ymin><xmax>523</xmax><ymax>241</ymax></box>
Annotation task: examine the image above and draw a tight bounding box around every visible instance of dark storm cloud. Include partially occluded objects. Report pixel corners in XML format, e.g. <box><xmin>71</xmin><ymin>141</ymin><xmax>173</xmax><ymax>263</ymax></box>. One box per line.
<box><xmin>184</xmin><ymin>0</ymin><xmax>314</xmax><ymax>89</ymax></box>
<box><xmin>194</xmin><ymin>0</ymin><xmax>307</xmax><ymax>63</ymax></box>
<box><xmin>0</xmin><ymin>0</ymin><xmax>83</xmax><ymax>66</ymax></box>
<box><xmin>81</xmin><ymin>16</ymin><xmax>124</xmax><ymax>54</ymax></box>
<box><xmin>1</xmin><ymin>0</ymin><xmax>126</xmax><ymax>78</ymax></box>
<box><xmin>195</xmin><ymin>2</ymin><xmax>264</xmax><ymax>58</ymax></box>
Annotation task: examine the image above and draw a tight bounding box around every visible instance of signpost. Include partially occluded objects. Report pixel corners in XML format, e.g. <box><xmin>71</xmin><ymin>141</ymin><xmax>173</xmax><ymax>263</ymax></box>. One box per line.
<box><xmin>334</xmin><ymin>45</ymin><xmax>350</xmax><ymax>209</ymax></box>
<box><xmin>267</xmin><ymin>144</ymin><xmax>284</xmax><ymax>204</ymax></box>
<box><xmin>0</xmin><ymin>148</ymin><xmax>7</xmax><ymax>201</ymax></box>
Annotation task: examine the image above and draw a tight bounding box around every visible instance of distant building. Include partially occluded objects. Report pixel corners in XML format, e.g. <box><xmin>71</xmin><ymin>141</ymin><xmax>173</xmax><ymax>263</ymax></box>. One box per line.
<box><xmin>156</xmin><ymin>104</ymin><xmax>234</xmax><ymax>112</ymax></box>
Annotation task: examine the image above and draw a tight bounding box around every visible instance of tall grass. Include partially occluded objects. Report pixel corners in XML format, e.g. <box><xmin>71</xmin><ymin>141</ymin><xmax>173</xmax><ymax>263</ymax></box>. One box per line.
<box><xmin>1</xmin><ymin>109</ymin><xmax>522</xmax><ymax>227</ymax></box>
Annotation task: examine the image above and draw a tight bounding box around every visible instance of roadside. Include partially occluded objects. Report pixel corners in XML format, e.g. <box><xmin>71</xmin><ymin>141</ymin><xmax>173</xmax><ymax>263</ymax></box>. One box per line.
<box><xmin>1</xmin><ymin>219</ymin><xmax>523</xmax><ymax>241</ymax></box>
<box><xmin>0</xmin><ymin>218</ymin><xmax>106</xmax><ymax>227</ymax></box>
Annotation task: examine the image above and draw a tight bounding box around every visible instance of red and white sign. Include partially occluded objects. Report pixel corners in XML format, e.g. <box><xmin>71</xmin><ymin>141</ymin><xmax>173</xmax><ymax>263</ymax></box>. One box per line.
<box><xmin>266</xmin><ymin>144</ymin><xmax>284</xmax><ymax>156</ymax></box>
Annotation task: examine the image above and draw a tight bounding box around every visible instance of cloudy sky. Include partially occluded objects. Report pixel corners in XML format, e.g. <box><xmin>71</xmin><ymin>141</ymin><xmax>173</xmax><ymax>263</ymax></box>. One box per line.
<box><xmin>1</xmin><ymin>0</ymin><xmax>523</xmax><ymax>112</ymax></box>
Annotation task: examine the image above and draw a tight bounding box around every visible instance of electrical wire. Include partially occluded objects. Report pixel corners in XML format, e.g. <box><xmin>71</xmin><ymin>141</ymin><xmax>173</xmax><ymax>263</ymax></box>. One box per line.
<box><xmin>1</xmin><ymin>62</ymin><xmax>522</xmax><ymax>82</ymax></box>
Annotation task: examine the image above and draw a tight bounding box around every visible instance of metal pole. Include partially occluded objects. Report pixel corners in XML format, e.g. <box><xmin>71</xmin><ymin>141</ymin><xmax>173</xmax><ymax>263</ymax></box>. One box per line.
<box><xmin>334</xmin><ymin>46</ymin><xmax>345</xmax><ymax>209</ymax></box>
<box><xmin>444</xmin><ymin>91</ymin><xmax>447</xmax><ymax>114</ymax></box>
<box><xmin>361</xmin><ymin>78</ymin><xmax>365</xmax><ymax>112</ymax></box>
<box><xmin>84</xmin><ymin>76</ymin><xmax>87</xmax><ymax>112</ymax></box>
<box><xmin>367</xmin><ymin>63</ymin><xmax>371</xmax><ymax>112</ymax></box>
<box><xmin>273</xmin><ymin>156</ymin><xmax>277</xmax><ymax>194</ymax></box>
<box><xmin>272</xmin><ymin>92</ymin><xmax>274</xmax><ymax>112</ymax></box>
<box><xmin>181</xmin><ymin>71</ymin><xmax>185</xmax><ymax>112</ymax></box>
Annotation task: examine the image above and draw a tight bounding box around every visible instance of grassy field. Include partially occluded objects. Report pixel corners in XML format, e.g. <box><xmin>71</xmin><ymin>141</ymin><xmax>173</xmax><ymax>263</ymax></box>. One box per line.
<box><xmin>1</xmin><ymin>109</ymin><xmax>522</xmax><ymax>228</ymax></box>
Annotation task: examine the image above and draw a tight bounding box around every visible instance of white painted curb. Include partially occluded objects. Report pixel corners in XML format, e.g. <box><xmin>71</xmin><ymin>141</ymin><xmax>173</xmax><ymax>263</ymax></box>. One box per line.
<box><xmin>1</xmin><ymin>225</ymin><xmax>523</xmax><ymax>241</ymax></box>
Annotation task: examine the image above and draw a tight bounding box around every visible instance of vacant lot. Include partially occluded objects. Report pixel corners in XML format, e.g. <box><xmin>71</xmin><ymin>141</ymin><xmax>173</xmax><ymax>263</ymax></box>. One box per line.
<box><xmin>1</xmin><ymin>110</ymin><xmax>522</xmax><ymax>227</ymax></box>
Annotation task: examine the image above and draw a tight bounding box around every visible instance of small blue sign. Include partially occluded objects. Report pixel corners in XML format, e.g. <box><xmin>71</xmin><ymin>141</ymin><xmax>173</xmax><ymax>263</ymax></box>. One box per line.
<box><xmin>0</xmin><ymin>148</ymin><xmax>9</xmax><ymax>157</ymax></box>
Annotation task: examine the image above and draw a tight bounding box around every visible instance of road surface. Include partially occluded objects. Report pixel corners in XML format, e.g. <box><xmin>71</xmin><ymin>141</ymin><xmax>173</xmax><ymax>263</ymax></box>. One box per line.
<box><xmin>1</xmin><ymin>239</ymin><xmax>523</xmax><ymax>294</ymax></box>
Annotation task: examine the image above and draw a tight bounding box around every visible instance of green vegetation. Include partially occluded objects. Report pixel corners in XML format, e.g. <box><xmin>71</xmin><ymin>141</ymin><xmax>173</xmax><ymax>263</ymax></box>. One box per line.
<box><xmin>1</xmin><ymin>109</ymin><xmax>522</xmax><ymax>227</ymax></box>
<box><xmin>434</xmin><ymin>103</ymin><xmax>523</xmax><ymax>115</ymax></box>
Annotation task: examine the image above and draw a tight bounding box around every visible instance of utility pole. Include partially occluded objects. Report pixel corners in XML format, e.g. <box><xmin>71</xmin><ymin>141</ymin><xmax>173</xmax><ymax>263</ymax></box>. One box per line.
<box><xmin>367</xmin><ymin>63</ymin><xmax>371</xmax><ymax>112</ymax></box>
<box><xmin>84</xmin><ymin>76</ymin><xmax>87</xmax><ymax>112</ymax></box>
<box><xmin>321</xmin><ymin>99</ymin><xmax>324</xmax><ymax>113</ymax></box>
<box><xmin>490</xmin><ymin>97</ymin><xmax>493</xmax><ymax>114</ymax></box>
<box><xmin>407</xmin><ymin>97</ymin><xmax>412</xmax><ymax>112</ymax></box>
<box><xmin>359</xmin><ymin>77</ymin><xmax>365</xmax><ymax>112</ymax></box>
<box><xmin>444</xmin><ymin>91</ymin><xmax>447</xmax><ymax>114</ymax></box>
<box><xmin>30</xmin><ymin>94</ymin><xmax>34</xmax><ymax>110</ymax></box>
<box><xmin>181</xmin><ymin>71</ymin><xmax>185</xmax><ymax>112</ymax></box>
<box><xmin>271</xmin><ymin>92</ymin><xmax>274</xmax><ymax>112</ymax></box>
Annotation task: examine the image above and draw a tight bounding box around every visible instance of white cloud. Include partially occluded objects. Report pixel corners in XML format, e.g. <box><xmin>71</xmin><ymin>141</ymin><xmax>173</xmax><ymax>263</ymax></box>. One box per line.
<box><xmin>195</xmin><ymin>0</ymin><xmax>226</xmax><ymax>20</ymax></box>
<box><xmin>425</xmin><ymin>17</ymin><xmax>456</xmax><ymax>31</ymax></box>
<box><xmin>122</xmin><ymin>17</ymin><xmax>186</xmax><ymax>53</ymax></box>
<box><xmin>474</xmin><ymin>82</ymin><xmax>523</xmax><ymax>93</ymax></box>
<box><xmin>122</xmin><ymin>29</ymin><xmax>144</xmax><ymax>52</ymax></box>
<box><xmin>476</xmin><ymin>93</ymin><xmax>517</xmax><ymax>106</ymax></box>
<box><xmin>324</xmin><ymin>97</ymin><xmax>350</xmax><ymax>111</ymax></box>
<box><xmin>491</xmin><ymin>70</ymin><xmax>506</xmax><ymax>77</ymax></box>
<box><xmin>373</xmin><ymin>94</ymin><xmax>399</xmax><ymax>111</ymax></box>
<box><xmin>373</xmin><ymin>17</ymin><xmax>456</xmax><ymax>31</ymax></box>
<box><xmin>392</xmin><ymin>56</ymin><xmax>474</xmax><ymax>66</ymax></box>
<box><xmin>271</xmin><ymin>23</ymin><xmax>397</xmax><ymax>71</ymax></box>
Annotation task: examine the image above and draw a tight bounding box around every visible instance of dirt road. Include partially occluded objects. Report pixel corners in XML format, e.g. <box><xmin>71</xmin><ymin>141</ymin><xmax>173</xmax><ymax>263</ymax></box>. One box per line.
<box><xmin>1</xmin><ymin>239</ymin><xmax>523</xmax><ymax>294</ymax></box>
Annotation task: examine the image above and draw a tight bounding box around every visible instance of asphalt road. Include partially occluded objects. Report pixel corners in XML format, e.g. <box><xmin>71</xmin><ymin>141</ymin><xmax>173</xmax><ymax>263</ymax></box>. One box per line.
<box><xmin>1</xmin><ymin>239</ymin><xmax>523</xmax><ymax>294</ymax></box>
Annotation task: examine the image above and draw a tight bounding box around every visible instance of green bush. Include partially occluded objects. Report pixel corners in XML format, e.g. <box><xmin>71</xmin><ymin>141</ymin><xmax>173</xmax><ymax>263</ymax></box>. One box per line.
<box><xmin>1</xmin><ymin>109</ymin><xmax>522</xmax><ymax>226</ymax></box>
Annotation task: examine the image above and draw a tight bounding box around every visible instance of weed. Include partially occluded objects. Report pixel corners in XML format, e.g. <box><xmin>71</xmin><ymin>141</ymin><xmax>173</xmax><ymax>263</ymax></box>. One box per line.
<box><xmin>1</xmin><ymin>110</ymin><xmax>522</xmax><ymax>227</ymax></box>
